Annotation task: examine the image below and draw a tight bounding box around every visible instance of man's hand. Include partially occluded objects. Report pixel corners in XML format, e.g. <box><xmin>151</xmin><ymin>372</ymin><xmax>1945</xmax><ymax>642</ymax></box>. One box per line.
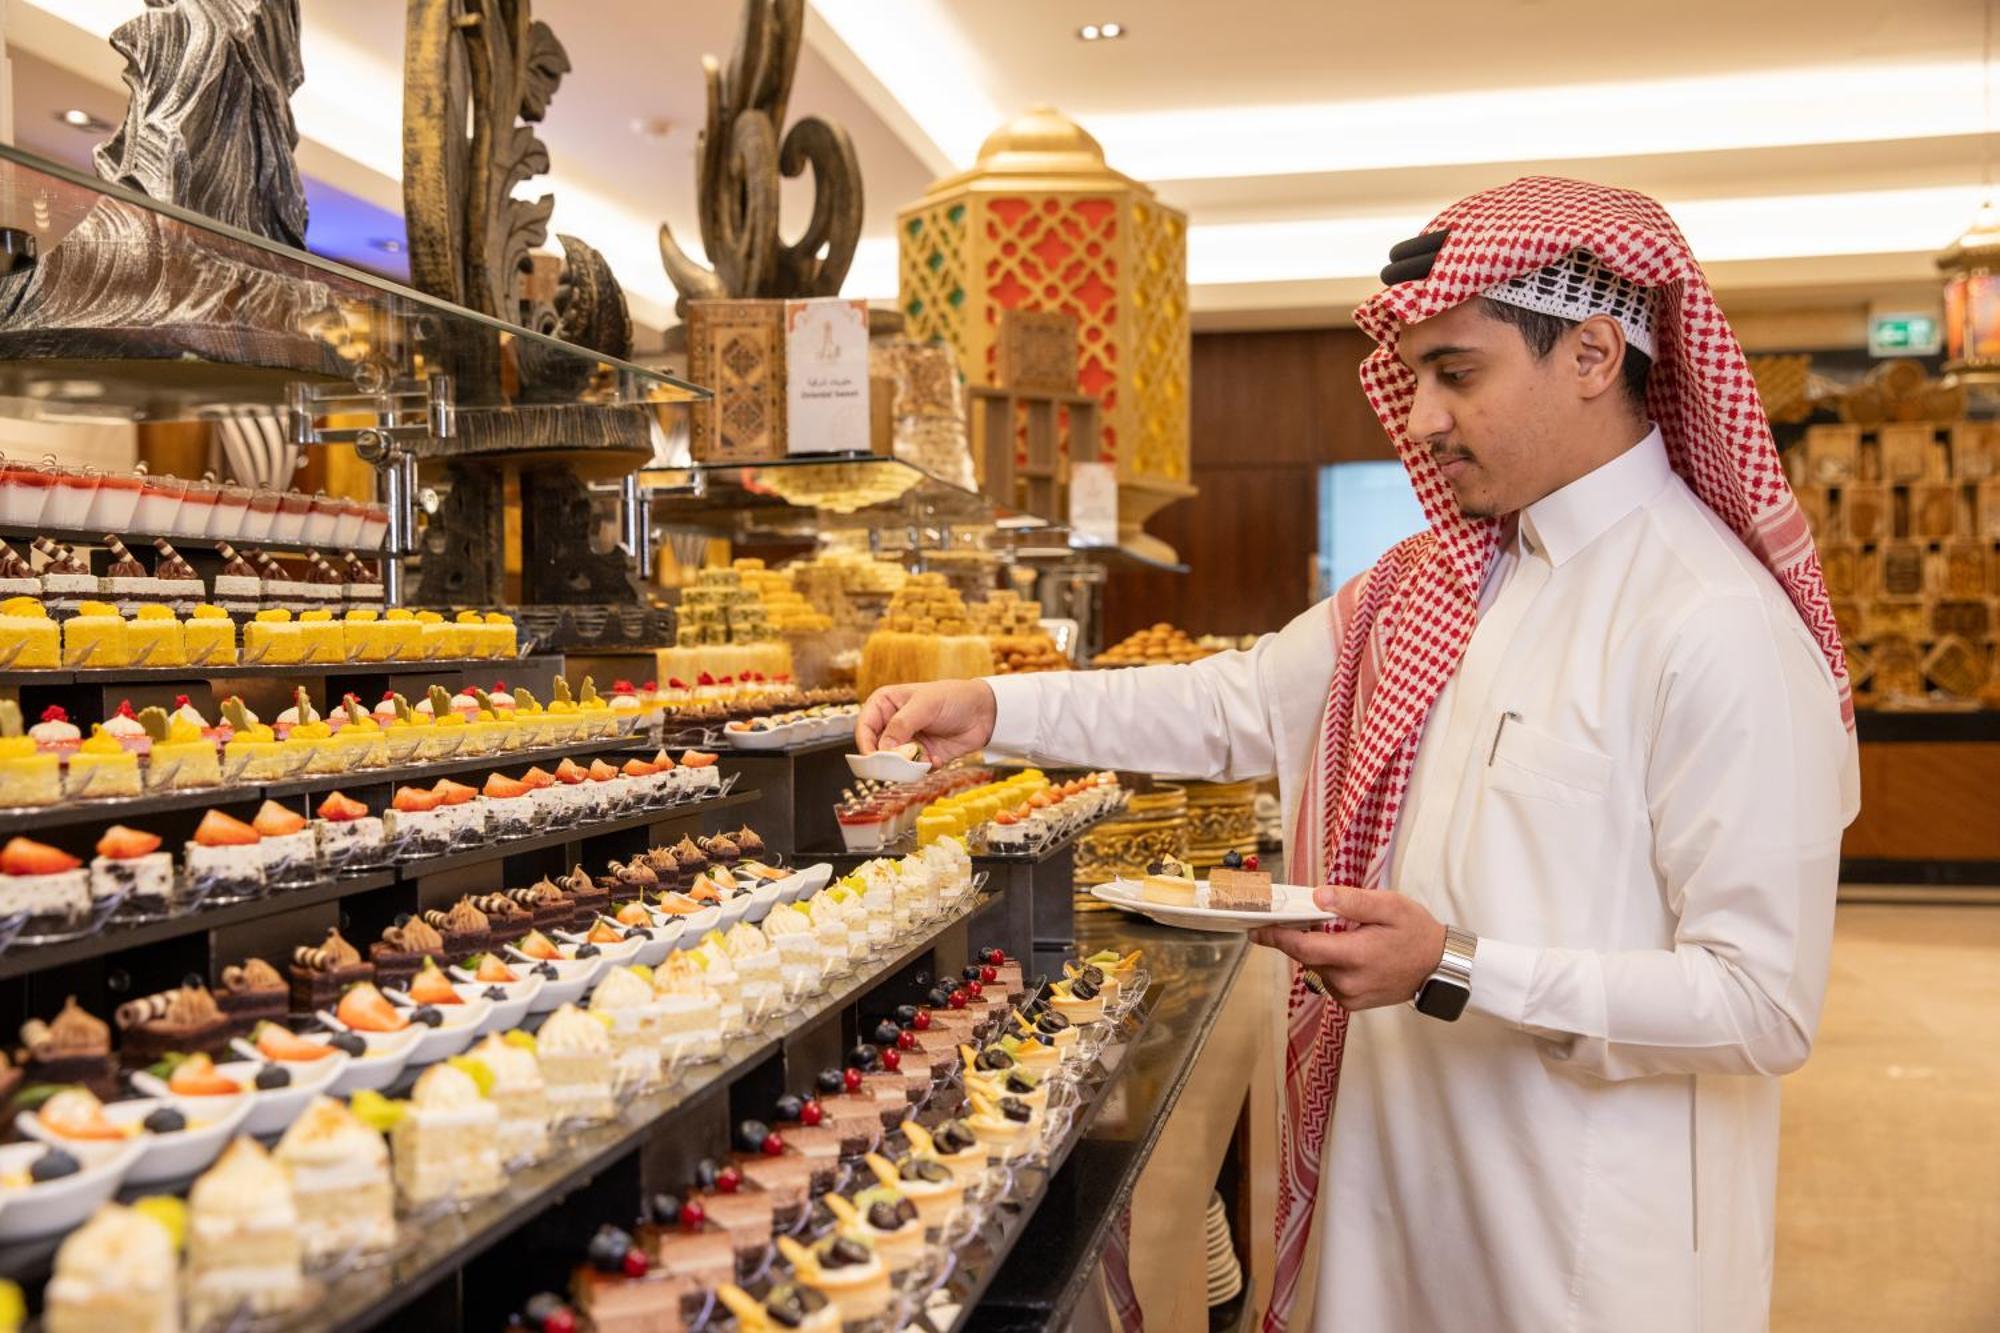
<box><xmin>1250</xmin><ymin>885</ymin><xmax>1448</xmax><ymax>1010</ymax></box>
<box><xmin>855</xmin><ymin>680</ymin><xmax>999</xmax><ymax>765</ymax></box>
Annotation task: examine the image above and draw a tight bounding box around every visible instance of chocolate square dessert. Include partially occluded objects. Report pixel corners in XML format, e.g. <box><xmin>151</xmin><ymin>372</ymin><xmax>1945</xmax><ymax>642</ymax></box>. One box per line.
<box><xmin>289</xmin><ymin>928</ymin><xmax>374</xmax><ymax>1015</ymax></box>
<box><xmin>509</xmin><ymin>879</ymin><xmax>576</xmax><ymax>933</ymax></box>
<box><xmin>558</xmin><ymin>866</ymin><xmax>610</xmax><ymax>922</ymax></box>
<box><xmin>1207</xmin><ymin>853</ymin><xmax>1273</xmax><ymax>912</ymax></box>
<box><xmin>19</xmin><ymin>997</ymin><xmax>117</xmax><ymax>1099</ymax></box>
<box><xmin>693</xmin><ymin>1185</ymin><xmax>778</xmax><ymax>1269</ymax></box>
<box><xmin>471</xmin><ymin>892</ymin><xmax>533</xmax><ymax>949</ymax></box>
<box><xmin>370</xmin><ymin>915</ymin><xmax>446</xmax><ymax>992</ymax></box>
<box><xmin>216</xmin><ymin>958</ymin><xmax>289</xmax><ymax>1033</ymax></box>
<box><xmin>115</xmin><ymin>984</ymin><xmax>233</xmax><ymax>1063</ymax></box>
<box><xmin>420</xmin><ymin>897</ymin><xmax>491</xmax><ymax>964</ymax></box>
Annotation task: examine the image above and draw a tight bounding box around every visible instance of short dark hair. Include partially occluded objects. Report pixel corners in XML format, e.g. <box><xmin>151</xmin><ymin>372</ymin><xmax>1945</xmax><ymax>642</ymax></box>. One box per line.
<box><xmin>1476</xmin><ymin>296</ymin><xmax>1651</xmax><ymax>410</ymax></box>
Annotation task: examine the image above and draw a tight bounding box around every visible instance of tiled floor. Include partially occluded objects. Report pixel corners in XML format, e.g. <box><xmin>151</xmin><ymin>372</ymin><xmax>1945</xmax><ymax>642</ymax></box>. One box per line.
<box><xmin>1771</xmin><ymin>903</ymin><xmax>2000</xmax><ymax>1332</ymax></box>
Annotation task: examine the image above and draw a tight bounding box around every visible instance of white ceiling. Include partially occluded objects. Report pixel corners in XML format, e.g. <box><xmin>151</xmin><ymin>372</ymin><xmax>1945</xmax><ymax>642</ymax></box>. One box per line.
<box><xmin>6</xmin><ymin>0</ymin><xmax>1994</xmax><ymax>340</ymax></box>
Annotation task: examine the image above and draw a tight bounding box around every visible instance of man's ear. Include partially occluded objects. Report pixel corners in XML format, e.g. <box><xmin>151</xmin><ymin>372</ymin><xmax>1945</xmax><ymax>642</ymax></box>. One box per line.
<box><xmin>1571</xmin><ymin>315</ymin><xmax>1627</xmax><ymax>403</ymax></box>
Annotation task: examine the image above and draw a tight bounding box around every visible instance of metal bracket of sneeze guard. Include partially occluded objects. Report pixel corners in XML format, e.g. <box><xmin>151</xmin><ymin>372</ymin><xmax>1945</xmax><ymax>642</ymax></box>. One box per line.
<box><xmin>285</xmin><ymin>371</ymin><xmax>456</xmax><ymax>607</ymax></box>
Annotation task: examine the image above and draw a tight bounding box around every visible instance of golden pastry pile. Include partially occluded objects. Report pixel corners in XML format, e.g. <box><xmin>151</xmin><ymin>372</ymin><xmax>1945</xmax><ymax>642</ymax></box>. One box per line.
<box><xmin>1093</xmin><ymin>623</ymin><xmax>1215</xmax><ymax>667</ymax></box>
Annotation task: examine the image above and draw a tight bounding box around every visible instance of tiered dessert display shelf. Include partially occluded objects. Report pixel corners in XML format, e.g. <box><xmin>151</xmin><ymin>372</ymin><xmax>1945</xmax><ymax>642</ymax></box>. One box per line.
<box><xmin>0</xmin><ymin>522</ymin><xmax>380</xmax><ymax>560</ymax></box>
<box><xmin>716</xmin><ymin>735</ymin><xmax>857</xmax><ymax>856</ymax></box>
<box><xmin>954</xmin><ymin>921</ymin><xmax>1247</xmax><ymax>1333</ymax></box>
<box><xmin>0</xmin><ymin>734</ymin><xmax>646</xmax><ymax>835</ymax></box>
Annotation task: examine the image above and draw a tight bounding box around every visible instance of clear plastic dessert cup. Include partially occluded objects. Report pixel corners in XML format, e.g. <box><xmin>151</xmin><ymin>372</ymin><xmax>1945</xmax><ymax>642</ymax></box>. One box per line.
<box><xmin>273</xmin><ymin>491</ymin><xmax>311</xmax><ymax>543</ymax></box>
<box><xmin>0</xmin><ymin>457</ymin><xmax>54</xmax><ymax>525</ymax></box>
<box><xmin>303</xmin><ymin>493</ymin><xmax>341</xmax><ymax>547</ymax></box>
<box><xmin>331</xmin><ymin>497</ymin><xmax>366</xmax><ymax>548</ymax></box>
<box><xmin>209</xmin><ymin>483</ymin><xmax>253</xmax><ymax>539</ymax></box>
<box><xmin>130</xmin><ymin>475</ymin><xmax>188</xmax><ymax>533</ymax></box>
<box><xmin>174</xmin><ymin>476</ymin><xmax>219</xmax><ymax>538</ymax></box>
<box><xmin>43</xmin><ymin>467</ymin><xmax>100</xmax><ymax>529</ymax></box>
<box><xmin>84</xmin><ymin>468</ymin><xmax>146</xmax><ymax>530</ymax></box>
<box><xmin>241</xmin><ymin>487</ymin><xmax>279</xmax><ymax>541</ymax></box>
<box><xmin>357</xmin><ymin>504</ymin><xmax>389</xmax><ymax>551</ymax></box>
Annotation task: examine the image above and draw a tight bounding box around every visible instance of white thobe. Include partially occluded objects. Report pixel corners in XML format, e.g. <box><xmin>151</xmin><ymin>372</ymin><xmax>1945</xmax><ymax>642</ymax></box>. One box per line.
<box><xmin>984</xmin><ymin>428</ymin><xmax>1859</xmax><ymax>1332</ymax></box>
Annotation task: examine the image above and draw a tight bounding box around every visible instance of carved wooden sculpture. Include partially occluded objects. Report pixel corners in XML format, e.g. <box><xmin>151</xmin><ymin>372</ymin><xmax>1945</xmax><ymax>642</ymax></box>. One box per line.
<box><xmin>658</xmin><ymin>0</ymin><xmax>863</xmax><ymax>315</ymax></box>
<box><xmin>96</xmin><ymin>0</ymin><xmax>310</xmax><ymax>247</ymax></box>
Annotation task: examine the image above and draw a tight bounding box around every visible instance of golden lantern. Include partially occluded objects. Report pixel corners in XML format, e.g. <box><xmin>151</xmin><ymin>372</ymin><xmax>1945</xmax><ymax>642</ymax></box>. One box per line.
<box><xmin>1940</xmin><ymin>198</ymin><xmax>2000</xmax><ymax>386</ymax></box>
<box><xmin>897</xmin><ymin>107</ymin><xmax>1192</xmax><ymax>510</ymax></box>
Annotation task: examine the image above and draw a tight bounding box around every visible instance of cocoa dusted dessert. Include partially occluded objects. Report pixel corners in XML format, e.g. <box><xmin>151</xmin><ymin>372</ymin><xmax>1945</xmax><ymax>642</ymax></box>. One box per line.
<box><xmin>671</xmin><ymin>835</ymin><xmax>709</xmax><ymax>880</ymax></box>
<box><xmin>116</xmin><ymin>983</ymin><xmax>233</xmax><ymax>1063</ymax></box>
<box><xmin>289</xmin><ymin>928</ymin><xmax>373</xmax><ymax>1014</ymax></box>
<box><xmin>370</xmin><ymin>915</ymin><xmax>446</xmax><ymax>992</ymax></box>
<box><xmin>1207</xmin><ymin>848</ymin><xmax>1273</xmax><ymax>912</ymax></box>
<box><xmin>568</xmin><ymin>1222</ymin><xmax>686</xmax><ymax>1332</ymax></box>
<box><xmin>421</xmin><ymin>897</ymin><xmax>493</xmax><ymax>964</ymax></box>
<box><xmin>682</xmin><ymin>1153</ymin><xmax>779</xmax><ymax>1271</ymax></box>
<box><xmin>699</xmin><ymin>833</ymin><xmax>742</xmax><ymax>868</ymax></box>
<box><xmin>20</xmin><ymin>996</ymin><xmax>117</xmax><ymax>1097</ymax></box>
<box><xmin>472</xmin><ymin>892</ymin><xmax>534</xmax><ymax>949</ymax></box>
<box><xmin>731</xmin><ymin>826</ymin><xmax>767</xmax><ymax>860</ymax></box>
<box><xmin>766</xmin><ymin>1092</ymin><xmax>845</xmax><ymax>1197</ymax></box>
<box><xmin>599</xmin><ymin>858</ymin><xmax>659</xmax><ymax>902</ymax></box>
<box><xmin>643</xmin><ymin>846</ymin><xmax>681</xmax><ymax>887</ymax></box>
<box><xmin>634</xmin><ymin>1195</ymin><xmax>737</xmax><ymax>1325</ymax></box>
<box><xmin>216</xmin><ymin>958</ymin><xmax>288</xmax><ymax>1032</ymax></box>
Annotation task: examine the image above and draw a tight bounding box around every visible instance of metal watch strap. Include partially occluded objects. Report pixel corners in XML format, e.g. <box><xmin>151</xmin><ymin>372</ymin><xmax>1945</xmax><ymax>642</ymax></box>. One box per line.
<box><xmin>1414</xmin><ymin>924</ymin><xmax>1478</xmax><ymax>1021</ymax></box>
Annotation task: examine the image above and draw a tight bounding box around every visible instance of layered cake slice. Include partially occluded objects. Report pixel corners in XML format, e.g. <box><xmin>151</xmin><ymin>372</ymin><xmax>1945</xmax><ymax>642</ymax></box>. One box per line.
<box><xmin>216</xmin><ymin>957</ymin><xmax>289</xmax><ymax>1033</ymax></box>
<box><xmin>536</xmin><ymin>1002</ymin><xmax>616</xmax><ymax>1124</ymax></box>
<box><xmin>43</xmin><ymin>1202</ymin><xmax>179</xmax><ymax>1333</ymax></box>
<box><xmin>186</xmin><ymin>1138</ymin><xmax>303</xmax><ymax>1330</ymax></box>
<box><xmin>1138</xmin><ymin>854</ymin><xmax>1197</xmax><ymax>907</ymax></box>
<box><xmin>88</xmin><ymin>825</ymin><xmax>173</xmax><ymax>920</ymax></box>
<box><xmin>274</xmin><ymin>1095</ymin><xmax>396</xmax><ymax>1262</ymax></box>
<box><xmin>392</xmin><ymin>1061</ymin><xmax>503</xmax><ymax>1208</ymax></box>
<box><xmin>1207</xmin><ymin>849</ymin><xmax>1273</xmax><ymax>912</ymax></box>
<box><xmin>468</xmin><ymin>1031</ymin><xmax>550</xmax><ymax>1164</ymax></box>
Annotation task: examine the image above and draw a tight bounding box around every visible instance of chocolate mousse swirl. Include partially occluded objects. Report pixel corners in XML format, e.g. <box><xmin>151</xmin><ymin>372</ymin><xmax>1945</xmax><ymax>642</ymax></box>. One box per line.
<box><xmin>222</xmin><ymin>958</ymin><xmax>284</xmax><ymax>992</ymax></box>
<box><xmin>23</xmin><ymin>996</ymin><xmax>111</xmax><ymax>1057</ymax></box>
<box><xmin>294</xmin><ymin>928</ymin><xmax>362</xmax><ymax>972</ymax></box>
<box><xmin>382</xmin><ymin>917</ymin><xmax>445</xmax><ymax>953</ymax></box>
<box><xmin>116</xmin><ymin>984</ymin><xmax>222</xmax><ymax>1031</ymax></box>
<box><xmin>473</xmin><ymin>893</ymin><xmax>529</xmax><ymax>923</ymax></box>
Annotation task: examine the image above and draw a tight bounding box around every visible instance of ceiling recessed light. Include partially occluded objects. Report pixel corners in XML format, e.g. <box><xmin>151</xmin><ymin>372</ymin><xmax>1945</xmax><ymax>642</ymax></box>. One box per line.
<box><xmin>630</xmin><ymin>116</ymin><xmax>675</xmax><ymax>140</ymax></box>
<box><xmin>370</xmin><ymin>237</ymin><xmax>405</xmax><ymax>254</ymax></box>
<box><xmin>55</xmin><ymin>108</ymin><xmax>112</xmax><ymax>132</ymax></box>
<box><xmin>1077</xmin><ymin>22</ymin><xmax>1125</xmax><ymax>41</ymax></box>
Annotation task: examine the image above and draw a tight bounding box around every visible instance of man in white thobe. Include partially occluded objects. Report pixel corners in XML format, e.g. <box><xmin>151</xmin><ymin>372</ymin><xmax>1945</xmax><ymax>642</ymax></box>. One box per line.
<box><xmin>856</xmin><ymin>178</ymin><xmax>1858</xmax><ymax>1331</ymax></box>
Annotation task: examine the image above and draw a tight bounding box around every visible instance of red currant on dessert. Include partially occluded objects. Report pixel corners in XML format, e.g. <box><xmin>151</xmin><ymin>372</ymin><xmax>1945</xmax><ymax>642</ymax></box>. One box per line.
<box><xmin>1245</xmin><ymin>854</ymin><xmax>1260</xmax><ymax>871</ymax></box>
<box><xmin>761</xmin><ymin>1132</ymin><xmax>785</xmax><ymax>1156</ymax></box>
<box><xmin>947</xmin><ymin>989</ymin><xmax>968</xmax><ymax>1010</ymax></box>
<box><xmin>543</xmin><ymin>1310</ymin><xmax>578</xmax><ymax>1333</ymax></box>
<box><xmin>716</xmin><ymin>1166</ymin><xmax>742</xmax><ymax>1194</ymax></box>
<box><xmin>896</xmin><ymin>1030</ymin><xmax>915</xmax><ymax>1051</ymax></box>
<box><xmin>913</xmin><ymin>1010</ymin><xmax>932</xmax><ymax>1031</ymax></box>
<box><xmin>881</xmin><ymin>1048</ymin><xmax>901</xmax><ymax>1071</ymax></box>
<box><xmin>843</xmin><ymin>1067</ymin><xmax>864</xmax><ymax>1092</ymax></box>
<box><xmin>966</xmin><ymin>980</ymin><xmax>984</xmax><ymax>998</ymax></box>
<box><xmin>621</xmin><ymin>1250</ymin><xmax>650</xmax><ymax>1278</ymax></box>
<box><xmin>679</xmin><ymin>1199</ymin><xmax>706</xmax><ymax>1230</ymax></box>
<box><xmin>980</xmin><ymin>965</ymin><xmax>997</xmax><ymax>983</ymax></box>
<box><xmin>799</xmin><ymin>1099</ymin><xmax>825</xmax><ymax>1126</ymax></box>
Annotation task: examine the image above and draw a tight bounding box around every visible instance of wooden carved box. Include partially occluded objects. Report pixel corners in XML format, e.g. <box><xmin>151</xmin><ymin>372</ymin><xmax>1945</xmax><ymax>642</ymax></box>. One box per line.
<box><xmin>688</xmin><ymin>301</ymin><xmax>787</xmax><ymax>463</ymax></box>
<box><xmin>1804</xmin><ymin>424</ymin><xmax>1861</xmax><ymax>485</ymax></box>
<box><xmin>997</xmin><ymin>309</ymin><xmax>1081</xmax><ymax>393</ymax></box>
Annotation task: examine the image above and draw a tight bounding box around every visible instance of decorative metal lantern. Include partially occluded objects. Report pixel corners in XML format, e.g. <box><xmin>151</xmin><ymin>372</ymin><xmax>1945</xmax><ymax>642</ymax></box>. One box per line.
<box><xmin>1940</xmin><ymin>199</ymin><xmax>2000</xmax><ymax>387</ymax></box>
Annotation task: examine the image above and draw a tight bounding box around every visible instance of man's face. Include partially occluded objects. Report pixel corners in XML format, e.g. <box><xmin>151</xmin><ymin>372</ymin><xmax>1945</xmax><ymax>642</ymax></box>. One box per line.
<box><xmin>1397</xmin><ymin>301</ymin><xmax>1579</xmax><ymax>519</ymax></box>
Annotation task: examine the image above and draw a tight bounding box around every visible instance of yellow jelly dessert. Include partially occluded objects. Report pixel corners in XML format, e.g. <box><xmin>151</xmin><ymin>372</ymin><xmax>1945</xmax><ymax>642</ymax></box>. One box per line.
<box><xmin>335</xmin><ymin>703</ymin><xmax>388</xmax><ymax>769</ymax></box>
<box><xmin>62</xmin><ymin>601</ymin><xmax>130</xmax><ymax>668</ymax></box>
<box><xmin>0</xmin><ymin>734</ymin><xmax>59</xmax><ymax>807</ymax></box>
<box><xmin>245</xmin><ymin>609</ymin><xmax>304</xmax><ymax>665</ymax></box>
<box><xmin>575</xmin><ymin>679</ymin><xmax>616</xmax><ymax>739</ymax></box>
<box><xmin>480</xmin><ymin>612</ymin><xmax>516</xmax><ymax>660</ymax></box>
<box><xmin>222</xmin><ymin>722</ymin><xmax>286</xmax><ymax>781</ymax></box>
<box><xmin>149</xmin><ymin>715</ymin><xmax>222</xmax><ymax>790</ymax></box>
<box><xmin>382</xmin><ymin>608</ymin><xmax>424</xmax><ymax>661</ymax></box>
<box><xmin>184</xmin><ymin>605</ymin><xmax>238</xmax><ymax>666</ymax></box>
<box><xmin>343</xmin><ymin>609</ymin><xmax>392</xmax><ymax>663</ymax></box>
<box><xmin>454</xmin><ymin>610</ymin><xmax>490</xmax><ymax>661</ymax></box>
<box><xmin>126</xmin><ymin>604</ymin><xmax>188</xmax><ymax>668</ymax></box>
<box><xmin>297</xmin><ymin>609</ymin><xmax>344</xmax><ymax>664</ymax></box>
<box><xmin>67</xmin><ymin>725</ymin><xmax>140</xmax><ymax>798</ymax></box>
<box><xmin>0</xmin><ymin>597</ymin><xmax>59</xmax><ymax>669</ymax></box>
<box><xmin>416</xmin><ymin>610</ymin><xmax>457</xmax><ymax>661</ymax></box>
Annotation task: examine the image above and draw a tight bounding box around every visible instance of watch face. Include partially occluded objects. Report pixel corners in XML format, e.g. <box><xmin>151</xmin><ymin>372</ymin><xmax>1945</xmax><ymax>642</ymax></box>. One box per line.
<box><xmin>1415</xmin><ymin>978</ymin><xmax>1470</xmax><ymax>1022</ymax></box>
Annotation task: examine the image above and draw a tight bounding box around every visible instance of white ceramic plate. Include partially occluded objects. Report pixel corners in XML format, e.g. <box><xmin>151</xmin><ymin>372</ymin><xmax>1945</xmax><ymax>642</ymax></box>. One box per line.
<box><xmin>846</xmin><ymin>751</ymin><xmax>931</xmax><ymax>782</ymax></box>
<box><xmin>131</xmin><ymin>1055</ymin><xmax>345</xmax><ymax>1137</ymax></box>
<box><xmin>506</xmin><ymin>956</ymin><xmax>600</xmax><ymax>1012</ymax></box>
<box><xmin>1087</xmin><ymin>879</ymin><xmax>1337</xmax><ymax>931</ymax></box>
<box><xmin>365</xmin><ymin>996</ymin><xmax>491</xmax><ymax>1065</ymax></box>
<box><xmin>552</xmin><ymin>930</ymin><xmax>645</xmax><ymax>965</ymax></box>
<box><xmin>19</xmin><ymin>1095</ymin><xmax>251</xmax><ymax>1186</ymax></box>
<box><xmin>455</xmin><ymin>978</ymin><xmax>538</xmax><ymax>1033</ymax></box>
<box><xmin>723</xmin><ymin>724</ymin><xmax>794</xmax><ymax>751</ymax></box>
<box><xmin>0</xmin><ymin>1140</ymin><xmax>140</xmax><ymax>1240</ymax></box>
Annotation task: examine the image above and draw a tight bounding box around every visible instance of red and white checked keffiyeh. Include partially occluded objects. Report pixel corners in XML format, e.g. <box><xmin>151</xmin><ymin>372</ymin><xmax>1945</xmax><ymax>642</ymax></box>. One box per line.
<box><xmin>1263</xmin><ymin>176</ymin><xmax>1851</xmax><ymax>1330</ymax></box>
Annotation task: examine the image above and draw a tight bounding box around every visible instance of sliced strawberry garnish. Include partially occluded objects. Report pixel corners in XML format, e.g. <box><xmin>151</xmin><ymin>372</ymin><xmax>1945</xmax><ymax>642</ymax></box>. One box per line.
<box><xmin>167</xmin><ymin>1052</ymin><xmax>243</xmax><ymax>1096</ymax></box>
<box><xmin>96</xmin><ymin>825</ymin><xmax>162</xmax><ymax>859</ymax></box>
<box><xmin>392</xmin><ymin>785</ymin><xmax>442</xmax><ymax>813</ymax></box>
<box><xmin>587</xmin><ymin>920</ymin><xmax>625</xmax><ymax>944</ymax></box>
<box><xmin>474</xmin><ymin>955</ymin><xmax>519</xmax><ymax>984</ymax></box>
<box><xmin>553</xmin><ymin>758</ymin><xmax>589</xmax><ymax>785</ymax></box>
<box><xmin>254</xmin><ymin>1023</ymin><xmax>336</xmax><ymax>1062</ymax></box>
<box><xmin>621</xmin><ymin>759</ymin><xmax>654</xmax><ymax>778</ymax></box>
<box><xmin>517</xmin><ymin>930</ymin><xmax>562</xmax><ymax>961</ymax></box>
<box><xmin>679</xmin><ymin>750</ymin><xmax>717</xmax><ymax>768</ymax></box>
<box><xmin>615</xmin><ymin>901</ymin><xmax>651</xmax><ymax>926</ymax></box>
<box><xmin>0</xmin><ymin>837</ymin><xmax>82</xmax><ymax>875</ymax></box>
<box><xmin>482</xmin><ymin>773</ymin><xmax>530</xmax><ymax>799</ymax></box>
<box><xmin>408</xmin><ymin>960</ymin><xmax>461</xmax><ymax>1005</ymax></box>
<box><xmin>519</xmin><ymin>766</ymin><xmax>556</xmax><ymax>789</ymax></box>
<box><xmin>587</xmin><ymin>759</ymin><xmax>618</xmax><ymax>781</ymax></box>
<box><xmin>193</xmin><ymin>811</ymin><xmax>260</xmax><ymax>847</ymax></box>
<box><xmin>252</xmin><ymin>800</ymin><xmax>308</xmax><ymax>837</ymax></box>
<box><xmin>316</xmin><ymin>791</ymin><xmax>369</xmax><ymax>822</ymax></box>
<box><xmin>432</xmin><ymin>779</ymin><xmax>476</xmax><ymax>805</ymax></box>
<box><xmin>336</xmin><ymin>982</ymin><xmax>408</xmax><ymax>1033</ymax></box>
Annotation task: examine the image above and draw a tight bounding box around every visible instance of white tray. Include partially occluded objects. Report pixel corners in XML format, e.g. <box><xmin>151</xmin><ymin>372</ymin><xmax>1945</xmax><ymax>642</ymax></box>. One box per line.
<box><xmin>1087</xmin><ymin>878</ymin><xmax>1337</xmax><ymax>931</ymax></box>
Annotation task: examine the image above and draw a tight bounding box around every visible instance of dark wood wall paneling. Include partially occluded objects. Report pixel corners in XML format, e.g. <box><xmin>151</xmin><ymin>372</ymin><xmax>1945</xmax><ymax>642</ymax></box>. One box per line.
<box><xmin>1103</xmin><ymin>329</ymin><xmax>1394</xmax><ymax>642</ymax></box>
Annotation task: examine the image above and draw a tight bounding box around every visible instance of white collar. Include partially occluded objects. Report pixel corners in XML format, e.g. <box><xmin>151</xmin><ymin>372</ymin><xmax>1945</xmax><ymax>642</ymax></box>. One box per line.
<box><xmin>1517</xmin><ymin>425</ymin><xmax>1672</xmax><ymax>567</ymax></box>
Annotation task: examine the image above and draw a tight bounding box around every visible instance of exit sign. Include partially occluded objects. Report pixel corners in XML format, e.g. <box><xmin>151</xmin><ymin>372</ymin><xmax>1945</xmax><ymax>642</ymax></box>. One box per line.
<box><xmin>1869</xmin><ymin>313</ymin><xmax>1941</xmax><ymax>357</ymax></box>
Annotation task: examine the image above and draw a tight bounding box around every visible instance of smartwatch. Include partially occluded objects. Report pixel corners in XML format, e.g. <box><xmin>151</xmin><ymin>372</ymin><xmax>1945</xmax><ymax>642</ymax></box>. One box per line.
<box><xmin>1414</xmin><ymin>924</ymin><xmax>1478</xmax><ymax>1021</ymax></box>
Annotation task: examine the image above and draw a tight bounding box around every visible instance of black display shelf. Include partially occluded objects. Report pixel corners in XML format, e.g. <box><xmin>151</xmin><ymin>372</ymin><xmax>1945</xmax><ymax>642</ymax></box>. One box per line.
<box><xmin>392</xmin><ymin>788</ymin><xmax>758</xmax><ymax>879</ymax></box>
<box><xmin>306</xmin><ymin>889</ymin><xmax>997</xmax><ymax>1333</ymax></box>
<box><xmin>0</xmin><ymin>872</ymin><xmax>397</xmax><ymax>981</ymax></box>
<box><xmin>0</xmin><ymin>785</ymin><xmax>233</xmax><ymax>837</ymax></box>
<box><xmin>718</xmin><ymin>733</ymin><xmax>852</xmax><ymax>759</ymax></box>
<box><xmin>957</xmin><ymin>922</ymin><xmax>1247</xmax><ymax>1332</ymax></box>
<box><xmin>71</xmin><ymin>656</ymin><xmax>539</xmax><ymax>684</ymax></box>
<box><xmin>803</xmin><ymin>811</ymin><xmax>1112</xmax><ymax>867</ymax></box>
<box><xmin>1855</xmin><ymin>708</ymin><xmax>2000</xmax><ymax>742</ymax></box>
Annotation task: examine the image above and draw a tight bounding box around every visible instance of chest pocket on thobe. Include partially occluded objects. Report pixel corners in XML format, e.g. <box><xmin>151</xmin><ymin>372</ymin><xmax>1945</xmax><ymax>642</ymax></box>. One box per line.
<box><xmin>1485</xmin><ymin>716</ymin><xmax>1614</xmax><ymax>805</ymax></box>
